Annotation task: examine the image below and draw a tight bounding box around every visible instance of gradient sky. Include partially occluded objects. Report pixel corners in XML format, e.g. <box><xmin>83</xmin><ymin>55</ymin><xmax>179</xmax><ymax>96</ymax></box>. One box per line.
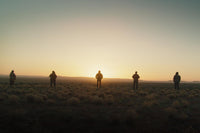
<box><xmin>0</xmin><ymin>0</ymin><xmax>200</xmax><ymax>81</ymax></box>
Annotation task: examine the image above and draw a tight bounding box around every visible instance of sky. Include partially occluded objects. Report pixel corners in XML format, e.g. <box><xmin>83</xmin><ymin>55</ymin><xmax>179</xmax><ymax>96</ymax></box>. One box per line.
<box><xmin>0</xmin><ymin>0</ymin><xmax>200</xmax><ymax>81</ymax></box>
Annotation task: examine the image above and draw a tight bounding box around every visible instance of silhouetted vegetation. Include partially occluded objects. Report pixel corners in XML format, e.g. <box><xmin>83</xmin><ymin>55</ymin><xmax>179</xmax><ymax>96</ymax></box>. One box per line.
<box><xmin>0</xmin><ymin>77</ymin><xmax>200</xmax><ymax>133</ymax></box>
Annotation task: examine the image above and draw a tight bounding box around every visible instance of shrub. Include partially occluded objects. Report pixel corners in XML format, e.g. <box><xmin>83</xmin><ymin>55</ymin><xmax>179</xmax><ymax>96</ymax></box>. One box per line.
<box><xmin>165</xmin><ymin>107</ymin><xmax>178</xmax><ymax>115</ymax></box>
<box><xmin>26</xmin><ymin>88</ymin><xmax>36</xmax><ymax>93</ymax></box>
<box><xmin>46</xmin><ymin>99</ymin><xmax>56</xmax><ymax>105</ymax></box>
<box><xmin>145</xmin><ymin>93</ymin><xmax>157</xmax><ymax>100</ymax></box>
<box><xmin>0</xmin><ymin>93</ymin><xmax>8</xmax><ymax>101</ymax></box>
<box><xmin>8</xmin><ymin>95</ymin><xmax>20</xmax><ymax>104</ymax></box>
<box><xmin>181</xmin><ymin>100</ymin><xmax>190</xmax><ymax>108</ymax></box>
<box><xmin>42</xmin><ymin>95</ymin><xmax>48</xmax><ymax>101</ymax></box>
<box><xmin>98</xmin><ymin>92</ymin><xmax>105</xmax><ymax>98</ymax></box>
<box><xmin>165</xmin><ymin>106</ymin><xmax>188</xmax><ymax>120</ymax></box>
<box><xmin>143</xmin><ymin>100</ymin><xmax>157</xmax><ymax>107</ymax></box>
<box><xmin>126</xmin><ymin>109</ymin><xmax>138</xmax><ymax>121</ymax></box>
<box><xmin>188</xmin><ymin>94</ymin><xmax>195</xmax><ymax>99</ymax></box>
<box><xmin>172</xmin><ymin>100</ymin><xmax>181</xmax><ymax>108</ymax></box>
<box><xmin>56</xmin><ymin>93</ymin><xmax>66</xmax><ymax>100</ymax></box>
<box><xmin>129</xmin><ymin>91</ymin><xmax>137</xmax><ymax>97</ymax></box>
<box><xmin>77</xmin><ymin>94</ymin><xmax>87</xmax><ymax>100</ymax></box>
<box><xmin>176</xmin><ymin>112</ymin><xmax>188</xmax><ymax>120</ymax></box>
<box><xmin>138</xmin><ymin>90</ymin><xmax>148</xmax><ymax>96</ymax></box>
<box><xmin>104</xmin><ymin>95</ymin><xmax>114</xmax><ymax>105</ymax></box>
<box><xmin>179</xmin><ymin>90</ymin><xmax>187</xmax><ymax>97</ymax></box>
<box><xmin>67</xmin><ymin>97</ymin><xmax>80</xmax><ymax>105</ymax></box>
<box><xmin>90</xmin><ymin>96</ymin><xmax>103</xmax><ymax>105</ymax></box>
<box><xmin>26</xmin><ymin>94</ymin><xmax>44</xmax><ymax>103</ymax></box>
<box><xmin>168</xmin><ymin>93</ymin><xmax>177</xmax><ymax>99</ymax></box>
<box><xmin>11</xmin><ymin>89</ymin><xmax>23</xmax><ymax>95</ymax></box>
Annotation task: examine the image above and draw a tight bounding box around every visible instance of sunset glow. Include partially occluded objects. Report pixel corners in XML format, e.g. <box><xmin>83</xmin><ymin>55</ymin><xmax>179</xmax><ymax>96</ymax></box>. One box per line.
<box><xmin>1</xmin><ymin>0</ymin><xmax>200</xmax><ymax>81</ymax></box>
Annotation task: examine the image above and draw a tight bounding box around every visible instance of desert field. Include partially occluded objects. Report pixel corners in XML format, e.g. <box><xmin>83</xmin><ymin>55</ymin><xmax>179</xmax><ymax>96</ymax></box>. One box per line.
<box><xmin>0</xmin><ymin>77</ymin><xmax>200</xmax><ymax>133</ymax></box>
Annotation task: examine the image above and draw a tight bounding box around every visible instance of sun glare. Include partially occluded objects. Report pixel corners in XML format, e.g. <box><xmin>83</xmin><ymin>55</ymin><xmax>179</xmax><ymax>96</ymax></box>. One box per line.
<box><xmin>87</xmin><ymin>64</ymin><xmax>110</xmax><ymax>78</ymax></box>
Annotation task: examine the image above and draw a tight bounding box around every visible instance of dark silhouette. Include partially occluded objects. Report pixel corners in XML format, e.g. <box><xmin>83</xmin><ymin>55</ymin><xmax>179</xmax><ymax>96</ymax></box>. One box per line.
<box><xmin>173</xmin><ymin>72</ymin><xmax>181</xmax><ymax>89</ymax></box>
<box><xmin>49</xmin><ymin>71</ymin><xmax>57</xmax><ymax>87</ymax></box>
<box><xmin>132</xmin><ymin>71</ymin><xmax>140</xmax><ymax>89</ymax></box>
<box><xmin>95</xmin><ymin>70</ymin><xmax>103</xmax><ymax>88</ymax></box>
<box><xmin>9</xmin><ymin>70</ymin><xmax>16</xmax><ymax>86</ymax></box>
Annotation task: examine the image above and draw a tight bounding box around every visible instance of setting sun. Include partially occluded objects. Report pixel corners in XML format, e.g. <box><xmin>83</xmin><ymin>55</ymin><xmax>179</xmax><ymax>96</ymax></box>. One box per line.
<box><xmin>1</xmin><ymin>1</ymin><xmax>200</xmax><ymax>132</ymax></box>
<box><xmin>1</xmin><ymin>0</ymin><xmax>200</xmax><ymax>81</ymax></box>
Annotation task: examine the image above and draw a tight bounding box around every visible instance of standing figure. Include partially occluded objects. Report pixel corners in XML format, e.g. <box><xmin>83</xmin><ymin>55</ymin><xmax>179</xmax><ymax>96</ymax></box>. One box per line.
<box><xmin>132</xmin><ymin>71</ymin><xmax>140</xmax><ymax>89</ymax></box>
<box><xmin>49</xmin><ymin>71</ymin><xmax>57</xmax><ymax>87</ymax></box>
<box><xmin>173</xmin><ymin>72</ymin><xmax>181</xmax><ymax>89</ymax></box>
<box><xmin>96</xmin><ymin>70</ymin><xmax>103</xmax><ymax>88</ymax></box>
<box><xmin>9</xmin><ymin>70</ymin><xmax>16</xmax><ymax>86</ymax></box>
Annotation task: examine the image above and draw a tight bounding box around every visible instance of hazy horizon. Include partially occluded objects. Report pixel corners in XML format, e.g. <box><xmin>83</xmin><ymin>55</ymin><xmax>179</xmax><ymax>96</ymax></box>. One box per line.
<box><xmin>1</xmin><ymin>74</ymin><xmax>199</xmax><ymax>83</ymax></box>
<box><xmin>1</xmin><ymin>0</ymin><xmax>200</xmax><ymax>81</ymax></box>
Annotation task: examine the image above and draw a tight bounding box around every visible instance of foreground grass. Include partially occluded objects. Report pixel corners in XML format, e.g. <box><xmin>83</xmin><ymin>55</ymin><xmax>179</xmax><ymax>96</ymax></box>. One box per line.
<box><xmin>0</xmin><ymin>78</ymin><xmax>200</xmax><ymax>133</ymax></box>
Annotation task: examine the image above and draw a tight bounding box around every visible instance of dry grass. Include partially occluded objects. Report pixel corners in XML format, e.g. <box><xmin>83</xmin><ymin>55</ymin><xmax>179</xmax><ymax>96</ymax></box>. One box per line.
<box><xmin>0</xmin><ymin>77</ymin><xmax>200</xmax><ymax>133</ymax></box>
<box><xmin>8</xmin><ymin>95</ymin><xmax>20</xmax><ymax>104</ymax></box>
<box><xmin>67</xmin><ymin>97</ymin><xmax>80</xmax><ymax>105</ymax></box>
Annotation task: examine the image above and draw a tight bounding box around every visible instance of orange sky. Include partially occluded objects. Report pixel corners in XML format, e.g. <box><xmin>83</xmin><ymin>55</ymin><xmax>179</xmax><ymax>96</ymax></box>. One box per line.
<box><xmin>1</xmin><ymin>0</ymin><xmax>200</xmax><ymax>81</ymax></box>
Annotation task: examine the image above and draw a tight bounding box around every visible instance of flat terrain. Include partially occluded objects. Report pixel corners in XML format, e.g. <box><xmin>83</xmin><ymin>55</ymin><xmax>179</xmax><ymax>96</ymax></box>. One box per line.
<box><xmin>0</xmin><ymin>77</ymin><xmax>200</xmax><ymax>133</ymax></box>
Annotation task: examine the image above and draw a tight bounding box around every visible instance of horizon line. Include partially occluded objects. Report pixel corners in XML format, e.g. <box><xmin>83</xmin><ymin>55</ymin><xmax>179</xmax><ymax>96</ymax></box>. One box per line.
<box><xmin>0</xmin><ymin>74</ymin><xmax>199</xmax><ymax>83</ymax></box>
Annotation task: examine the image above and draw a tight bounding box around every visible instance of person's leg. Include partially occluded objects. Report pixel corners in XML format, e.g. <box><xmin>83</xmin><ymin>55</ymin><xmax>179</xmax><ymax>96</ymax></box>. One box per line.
<box><xmin>50</xmin><ymin>79</ymin><xmax>52</xmax><ymax>87</ymax></box>
<box><xmin>136</xmin><ymin>82</ymin><xmax>138</xmax><ymax>89</ymax></box>
<box><xmin>53</xmin><ymin>80</ymin><xmax>56</xmax><ymax>87</ymax></box>
<box><xmin>10</xmin><ymin>80</ymin><xmax>14</xmax><ymax>86</ymax></box>
<box><xmin>97</xmin><ymin>80</ymin><xmax>99</xmax><ymax>88</ymax></box>
<box><xmin>99</xmin><ymin>81</ymin><xmax>101</xmax><ymax>88</ymax></box>
<box><xmin>134</xmin><ymin>81</ymin><xmax>136</xmax><ymax>89</ymax></box>
<box><xmin>54</xmin><ymin>80</ymin><xmax>56</xmax><ymax>87</ymax></box>
<box><xmin>174</xmin><ymin>83</ymin><xmax>177</xmax><ymax>89</ymax></box>
<box><xmin>177</xmin><ymin>83</ymin><xmax>180</xmax><ymax>90</ymax></box>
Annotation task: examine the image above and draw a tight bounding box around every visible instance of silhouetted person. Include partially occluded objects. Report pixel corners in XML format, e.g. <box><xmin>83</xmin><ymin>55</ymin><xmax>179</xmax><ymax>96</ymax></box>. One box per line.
<box><xmin>9</xmin><ymin>70</ymin><xmax>16</xmax><ymax>86</ymax></box>
<box><xmin>49</xmin><ymin>71</ymin><xmax>57</xmax><ymax>87</ymax></box>
<box><xmin>96</xmin><ymin>70</ymin><xmax>103</xmax><ymax>88</ymax></box>
<box><xmin>132</xmin><ymin>71</ymin><xmax>140</xmax><ymax>89</ymax></box>
<box><xmin>173</xmin><ymin>72</ymin><xmax>181</xmax><ymax>89</ymax></box>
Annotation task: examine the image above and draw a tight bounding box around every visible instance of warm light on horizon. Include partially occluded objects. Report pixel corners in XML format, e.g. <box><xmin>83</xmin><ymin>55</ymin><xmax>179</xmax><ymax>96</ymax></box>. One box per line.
<box><xmin>1</xmin><ymin>0</ymin><xmax>200</xmax><ymax>81</ymax></box>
